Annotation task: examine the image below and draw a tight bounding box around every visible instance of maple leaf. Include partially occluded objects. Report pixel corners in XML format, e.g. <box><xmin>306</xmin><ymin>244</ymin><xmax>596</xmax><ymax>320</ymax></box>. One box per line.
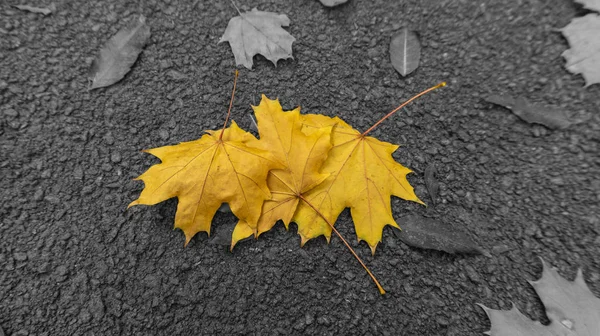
<box><xmin>231</xmin><ymin>96</ymin><xmax>333</xmax><ymax>248</ymax></box>
<box><xmin>576</xmin><ymin>0</ymin><xmax>600</xmax><ymax>12</ymax></box>
<box><xmin>129</xmin><ymin>121</ymin><xmax>282</xmax><ymax>245</ymax></box>
<box><xmin>561</xmin><ymin>13</ymin><xmax>600</xmax><ymax>87</ymax></box>
<box><xmin>478</xmin><ymin>259</ymin><xmax>600</xmax><ymax>336</ymax></box>
<box><xmin>292</xmin><ymin>113</ymin><xmax>424</xmax><ymax>254</ymax></box>
<box><xmin>219</xmin><ymin>8</ymin><xmax>295</xmax><ymax>69</ymax></box>
<box><xmin>88</xmin><ymin>15</ymin><xmax>151</xmax><ymax>89</ymax></box>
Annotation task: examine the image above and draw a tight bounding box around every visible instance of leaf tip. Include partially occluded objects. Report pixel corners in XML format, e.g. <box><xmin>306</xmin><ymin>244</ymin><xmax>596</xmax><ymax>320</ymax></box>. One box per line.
<box><xmin>300</xmin><ymin>235</ymin><xmax>308</xmax><ymax>247</ymax></box>
<box><xmin>369</xmin><ymin>244</ymin><xmax>377</xmax><ymax>256</ymax></box>
<box><xmin>476</xmin><ymin>303</ymin><xmax>490</xmax><ymax>314</ymax></box>
<box><xmin>184</xmin><ymin>234</ymin><xmax>193</xmax><ymax>247</ymax></box>
<box><xmin>413</xmin><ymin>196</ymin><xmax>426</xmax><ymax>207</ymax></box>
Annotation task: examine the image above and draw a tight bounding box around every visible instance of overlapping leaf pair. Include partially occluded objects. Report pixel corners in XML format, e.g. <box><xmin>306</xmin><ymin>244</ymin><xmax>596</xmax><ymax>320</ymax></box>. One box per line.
<box><xmin>130</xmin><ymin>95</ymin><xmax>423</xmax><ymax>254</ymax></box>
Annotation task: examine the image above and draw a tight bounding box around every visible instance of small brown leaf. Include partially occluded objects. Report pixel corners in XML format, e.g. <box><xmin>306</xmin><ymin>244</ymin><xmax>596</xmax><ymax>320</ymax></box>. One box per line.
<box><xmin>561</xmin><ymin>13</ymin><xmax>600</xmax><ymax>87</ymax></box>
<box><xmin>13</xmin><ymin>4</ymin><xmax>55</xmax><ymax>16</ymax></box>
<box><xmin>424</xmin><ymin>163</ymin><xmax>439</xmax><ymax>206</ymax></box>
<box><xmin>390</xmin><ymin>28</ymin><xmax>421</xmax><ymax>77</ymax></box>
<box><xmin>209</xmin><ymin>222</ymin><xmax>235</xmax><ymax>246</ymax></box>
<box><xmin>219</xmin><ymin>8</ymin><xmax>295</xmax><ymax>70</ymax></box>
<box><xmin>319</xmin><ymin>0</ymin><xmax>349</xmax><ymax>7</ymax></box>
<box><xmin>395</xmin><ymin>215</ymin><xmax>488</xmax><ymax>256</ymax></box>
<box><xmin>479</xmin><ymin>258</ymin><xmax>600</xmax><ymax>336</ymax></box>
<box><xmin>575</xmin><ymin>0</ymin><xmax>600</xmax><ymax>17</ymax></box>
<box><xmin>88</xmin><ymin>15</ymin><xmax>151</xmax><ymax>89</ymax></box>
<box><xmin>485</xmin><ymin>94</ymin><xmax>573</xmax><ymax>130</ymax></box>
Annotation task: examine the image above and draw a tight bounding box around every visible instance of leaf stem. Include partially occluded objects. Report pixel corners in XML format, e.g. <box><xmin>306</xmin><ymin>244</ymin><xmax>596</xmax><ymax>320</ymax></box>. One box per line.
<box><xmin>229</xmin><ymin>0</ymin><xmax>243</xmax><ymax>16</ymax></box>
<box><xmin>361</xmin><ymin>82</ymin><xmax>446</xmax><ymax>137</ymax></box>
<box><xmin>298</xmin><ymin>194</ymin><xmax>386</xmax><ymax>295</ymax></box>
<box><xmin>219</xmin><ymin>70</ymin><xmax>239</xmax><ymax>141</ymax></box>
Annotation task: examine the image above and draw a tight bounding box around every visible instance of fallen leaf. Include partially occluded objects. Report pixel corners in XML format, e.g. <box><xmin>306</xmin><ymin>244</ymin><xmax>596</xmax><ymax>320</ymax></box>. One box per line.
<box><xmin>209</xmin><ymin>222</ymin><xmax>236</xmax><ymax>246</ymax></box>
<box><xmin>13</xmin><ymin>4</ymin><xmax>55</xmax><ymax>16</ymax></box>
<box><xmin>424</xmin><ymin>163</ymin><xmax>439</xmax><ymax>206</ymax></box>
<box><xmin>294</xmin><ymin>113</ymin><xmax>423</xmax><ymax>254</ymax></box>
<box><xmin>219</xmin><ymin>8</ymin><xmax>295</xmax><ymax>70</ymax></box>
<box><xmin>129</xmin><ymin>81</ymin><xmax>444</xmax><ymax>294</ymax></box>
<box><xmin>231</xmin><ymin>96</ymin><xmax>333</xmax><ymax>249</ymax></box>
<box><xmin>575</xmin><ymin>0</ymin><xmax>600</xmax><ymax>13</ymax></box>
<box><xmin>390</xmin><ymin>28</ymin><xmax>421</xmax><ymax>77</ymax></box>
<box><xmin>218</xmin><ymin>203</ymin><xmax>231</xmax><ymax>213</ymax></box>
<box><xmin>248</xmin><ymin>114</ymin><xmax>258</xmax><ymax>132</ymax></box>
<box><xmin>561</xmin><ymin>13</ymin><xmax>600</xmax><ymax>87</ymax></box>
<box><xmin>479</xmin><ymin>259</ymin><xmax>600</xmax><ymax>336</ymax></box>
<box><xmin>129</xmin><ymin>121</ymin><xmax>282</xmax><ymax>245</ymax></box>
<box><xmin>319</xmin><ymin>0</ymin><xmax>349</xmax><ymax>7</ymax></box>
<box><xmin>166</xmin><ymin>69</ymin><xmax>186</xmax><ymax>81</ymax></box>
<box><xmin>485</xmin><ymin>94</ymin><xmax>573</xmax><ymax>129</ymax></box>
<box><xmin>394</xmin><ymin>214</ymin><xmax>488</xmax><ymax>255</ymax></box>
<box><xmin>88</xmin><ymin>15</ymin><xmax>151</xmax><ymax>89</ymax></box>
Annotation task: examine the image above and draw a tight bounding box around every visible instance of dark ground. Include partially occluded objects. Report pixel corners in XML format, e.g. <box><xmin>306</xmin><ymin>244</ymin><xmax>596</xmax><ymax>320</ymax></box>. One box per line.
<box><xmin>1</xmin><ymin>0</ymin><xmax>599</xmax><ymax>335</ymax></box>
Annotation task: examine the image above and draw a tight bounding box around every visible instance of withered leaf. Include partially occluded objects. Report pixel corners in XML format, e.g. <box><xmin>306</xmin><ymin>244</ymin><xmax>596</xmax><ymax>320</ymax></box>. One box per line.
<box><xmin>88</xmin><ymin>15</ymin><xmax>151</xmax><ymax>89</ymax></box>
<box><xmin>485</xmin><ymin>94</ymin><xmax>572</xmax><ymax>130</ymax></box>
<box><xmin>319</xmin><ymin>0</ymin><xmax>349</xmax><ymax>7</ymax></box>
<box><xmin>219</xmin><ymin>8</ymin><xmax>295</xmax><ymax>70</ymax></box>
<box><xmin>575</xmin><ymin>0</ymin><xmax>600</xmax><ymax>11</ymax></box>
<box><xmin>479</xmin><ymin>258</ymin><xmax>600</xmax><ymax>336</ymax></box>
<box><xmin>13</xmin><ymin>4</ymin><xmax>55</xmax><ymax>15</ymax></box>
<box><xmin>424</xmin><ymin>163</ymin><xmax>439</xmax><ymax>206</ymax></box>
<box><xmin>209</xmin><ymin>222</ymin><xmax>235</xmax><ymax>246</ymax></box>
<box><xmin>390</xmin><ymin>28</ymin><xmax>421</xmax><ymax>77</ymax></box>
<box><xmin>395</xmin><ymin>214</ymin><xmax>488</xmax><ymax>255</ymax></box>
<box><xmin>561</xmin><ymin>13</ymin><xmax>600</xmax><ymax>87</ymax></box>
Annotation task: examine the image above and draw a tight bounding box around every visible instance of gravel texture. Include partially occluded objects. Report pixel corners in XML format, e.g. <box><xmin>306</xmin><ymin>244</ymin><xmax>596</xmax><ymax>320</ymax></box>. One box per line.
<box><xmin>1</xmin><ymin>0</ymin><xmax>599</xmax><ymax>335</ymax></box>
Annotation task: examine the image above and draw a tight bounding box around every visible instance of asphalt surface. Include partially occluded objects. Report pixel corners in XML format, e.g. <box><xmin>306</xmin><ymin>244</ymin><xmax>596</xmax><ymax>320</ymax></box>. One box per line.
<box><xmin>1</xmin><ymin>0</ymin><xmax>599</xmax><ymax>335</ymax></box>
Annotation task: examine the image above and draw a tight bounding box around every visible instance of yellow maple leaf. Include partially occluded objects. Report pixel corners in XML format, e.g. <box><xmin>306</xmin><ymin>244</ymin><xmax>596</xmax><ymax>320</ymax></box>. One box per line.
<box><xmin>231</xmin><ymin>96</ymin><xmax>333</xmax><ymax>248</ymax></box>
<box><xmin>129</xmin><ymin>121</ymin><xmax>282</xmax><ymax>245</ymax></box>
<box><xmin>294</xmin><ymin>113</ymin><xmax>424</xmax><ymax>254</ymax></box>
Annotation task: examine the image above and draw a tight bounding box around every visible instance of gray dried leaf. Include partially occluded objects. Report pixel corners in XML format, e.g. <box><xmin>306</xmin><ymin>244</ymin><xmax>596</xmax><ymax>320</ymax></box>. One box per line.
<box><xmin>424</xmin><ymin>163</ymin><xmax>439</xmax><ymax>206</ymax></box>
<box><xmin>217</xmin><ymin>203</ymin><xmax>231</xmax><ymax>213</ymax></box>
<box><xmin>249</xmin><ymin>114</ymin><xmax>258</xmax><ymax>132</ymax></box>
<box><xmin>396</xmin><ymin>214</ymin><xmax>488</xmax><ymax>255</ymax></box>
<box><xmin>485</xmin><ymin>94</ymin><xmax>572</xmax><ymax>130</ymax></box>
<box><xmin>479</xmin><ymin>258</ymin><xmax>600</xmax><ymax>336</ymax></box>
<box><xmin>219</xmin><ymin>8</ymin><xmax>295</xmax><ymax>70</ymax></box>
<box><xmin>575</xmin><ymin>0</ymin><xmax>600</xmax><ymax>14</ymax></box>
<box><xmin>166</xmin><ymin>70</ymin><xmax>186</xmax><ymax>81</ymax></box>
<box><xmin>209</xmin><ymin>226</ymin><xmax>233</xmax><ymax>246</ymax></box>
<box><xmin>88</xmin><ymin>15</ymin><xmax>151</xmax><ymax>89</ymax></box>
<box><xmin>13</xmin><ymin>4</ymin><xmax>55</xmax><ymax>16</ymax></box>
<box><xmin>561</xmin><ymin>13</ymin><xmax>600</xmax><ymax>87</ymax></box>
<box><xmin>319</xmin><ymin>0</ymin><xmax>349</xmax><ymax>7</ymax></box>
<box><xmin>390</xmin><ymin>28</ymin><xmax>421</xmax><ymax>77</ymax></box>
